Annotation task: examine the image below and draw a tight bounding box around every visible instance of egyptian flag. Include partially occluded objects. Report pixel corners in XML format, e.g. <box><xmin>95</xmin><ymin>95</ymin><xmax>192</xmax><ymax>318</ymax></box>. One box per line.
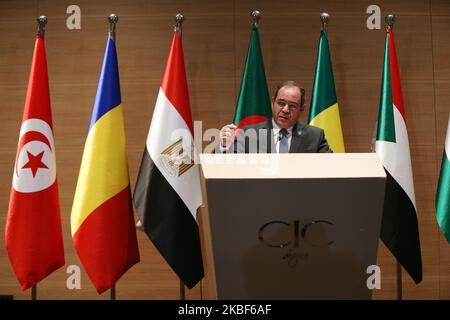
<box><xmin>5</xmin><ymin>33</ymin><xmax>65</xmax><ymax>290</ymax></box>
<box><xmin>71</xmin><ymin>35</ymin><xmax>140</xmax><ymax>294</ymax></box>
<box><xmin>375</xmin><ymin>28</ymin><xmax>422</xmax><ymax>283</ymax></box>
<box><xmin>133</xmin><ymin>30</ymin><xmax>203</xmax><ymax>289</ymax></box>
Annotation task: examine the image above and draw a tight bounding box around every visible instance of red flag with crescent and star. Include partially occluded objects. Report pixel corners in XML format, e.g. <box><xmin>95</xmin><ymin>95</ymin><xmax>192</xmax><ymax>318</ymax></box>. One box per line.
<box><xmin>5</xmin><ymin>33</ymin><xmax>65</xmax><ymax>290</ymax></box>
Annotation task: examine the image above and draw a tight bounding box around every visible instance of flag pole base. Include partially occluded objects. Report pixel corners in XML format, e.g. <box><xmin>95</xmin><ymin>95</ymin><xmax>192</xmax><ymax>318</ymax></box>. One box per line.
<box><xmin>396</xmin><ymin>261</ymin><xmax>403</xmax><ymax>300</ymax></box>
<box><xmin>179</xmin><ymin>280</ymin><xmax>185</xmax><ymax>300</ymax></box>
<box><xmin>31</xmin><ymin>285</ymin><xmax>37</xmax><ymax>300</ymax></box>
<box><xmin>110</xmin><ymin>284</ymin><xmax>116</xmax><ymax>300</ymax></box>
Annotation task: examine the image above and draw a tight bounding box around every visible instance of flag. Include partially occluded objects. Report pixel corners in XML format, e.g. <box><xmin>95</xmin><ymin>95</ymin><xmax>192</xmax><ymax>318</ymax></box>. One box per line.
<box><xmin>5</xmin><ymin>33</ymin><xmax>65</xmax><ymax>290</ymax></box>
<box><xmin>436</xmin><ymin>115</ymin><xmax>450</xmax><ymax>243</ymax></box>
<box><xmin>308</xmin><ymin>30</ymin><xmax>345</xmax><ymax>152</ymax></box>
<box><xmin>233</xmin><ymin>23</ymin><xmax>272</xmax><ymax>129</ymax></box>
<box><xmin>375</xmin><ymin>28</ymin><xmax>422</xmax><ymax>283</ymax></box>
<box><xmin>133</xmin><ymin>30</ymin><xmax>203</xmax><ymax>289</ymax></box>
<box><xmin>71</xmin><ymin>35</ymin><xmax>140</xmax><ymax>294</ymax></box>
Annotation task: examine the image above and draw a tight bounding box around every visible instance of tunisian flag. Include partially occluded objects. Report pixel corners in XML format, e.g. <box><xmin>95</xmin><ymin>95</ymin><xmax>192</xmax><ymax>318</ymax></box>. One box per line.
<box><xmin>5</xmin><ymin>33</ymin><xmax>65</xmax><ymax>290</ymax></box>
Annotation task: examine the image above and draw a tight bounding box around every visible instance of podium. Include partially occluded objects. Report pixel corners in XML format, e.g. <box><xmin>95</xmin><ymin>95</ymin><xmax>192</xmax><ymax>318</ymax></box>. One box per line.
<box><xmin>198</xmin><ymin>153</ymin><xmax>386</xmax><ymax>299</ymax></box>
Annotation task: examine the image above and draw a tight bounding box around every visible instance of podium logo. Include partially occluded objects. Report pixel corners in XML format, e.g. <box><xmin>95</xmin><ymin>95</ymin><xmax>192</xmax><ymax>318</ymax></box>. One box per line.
<box><xmin>258</xmin><ymin>220</ymin><xmax>334</xmax><ymax>267</ymax></box>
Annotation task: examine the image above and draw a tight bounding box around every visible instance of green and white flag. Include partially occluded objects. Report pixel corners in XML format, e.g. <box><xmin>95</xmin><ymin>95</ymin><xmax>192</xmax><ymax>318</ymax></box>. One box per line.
<box><xmin>436</xmin><ymin>115</ymin><xmax>450</xmax><ymax>244</ymax></box>
<box><xmin>233</xmin><ymin>23</ymin><xmax>271</xmax><ymax>129</ymax></box>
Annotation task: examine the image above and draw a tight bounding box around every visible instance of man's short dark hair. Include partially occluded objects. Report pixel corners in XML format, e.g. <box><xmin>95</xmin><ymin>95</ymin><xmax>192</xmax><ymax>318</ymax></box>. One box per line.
<box><xmin>272</xmin><ymin>81</ymin><xmax>306</xmax><ymax>107</ymax></box>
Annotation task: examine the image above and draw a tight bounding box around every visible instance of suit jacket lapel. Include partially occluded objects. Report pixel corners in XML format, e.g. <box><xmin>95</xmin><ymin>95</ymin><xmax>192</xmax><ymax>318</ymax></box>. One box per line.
<box><xmin>289</xmin><ymin>122</ymin><xmax>306</xmax><ymax>153</ymax></box>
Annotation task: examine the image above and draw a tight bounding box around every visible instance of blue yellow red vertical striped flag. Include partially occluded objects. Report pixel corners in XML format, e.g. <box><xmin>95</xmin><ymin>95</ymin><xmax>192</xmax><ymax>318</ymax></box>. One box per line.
<box><xmin>71</xmin><ymin>35</ymin><xmax>140</xmax><ymax>294</ymax></box>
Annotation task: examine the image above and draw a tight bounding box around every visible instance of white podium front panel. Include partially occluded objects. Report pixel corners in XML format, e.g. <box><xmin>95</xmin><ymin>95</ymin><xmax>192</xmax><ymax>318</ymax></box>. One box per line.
<box><xmin>200</xmin><ymin>153</ymin><xmax>386</xmax><ymax>299</ymax></box>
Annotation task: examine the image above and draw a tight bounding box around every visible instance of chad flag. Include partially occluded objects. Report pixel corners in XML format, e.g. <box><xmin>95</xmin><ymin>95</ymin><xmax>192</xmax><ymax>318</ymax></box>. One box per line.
<box><xmin>308</xmin><ymin>30</ymin><xmax>345</xmax><ymax>153</ymax></box>
<box><xmin>71</xmin><ymin>35</ymin><xmax>140</xmax><ymax>294</ymax></box>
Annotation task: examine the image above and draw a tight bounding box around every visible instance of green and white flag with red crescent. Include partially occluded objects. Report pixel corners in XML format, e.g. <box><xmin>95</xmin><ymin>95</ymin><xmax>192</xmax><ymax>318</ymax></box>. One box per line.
<box><xmin>233</xmin><ymin>23</ymin><xmax>271</xmax><ymax>129</ymax></box>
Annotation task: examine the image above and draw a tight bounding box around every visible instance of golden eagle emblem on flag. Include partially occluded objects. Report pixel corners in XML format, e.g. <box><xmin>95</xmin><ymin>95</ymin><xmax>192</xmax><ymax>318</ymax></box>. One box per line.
<box><xmin>160</xmin><ymin>138</ymin><xmax>194</xmax><ymax>177</ymax></box>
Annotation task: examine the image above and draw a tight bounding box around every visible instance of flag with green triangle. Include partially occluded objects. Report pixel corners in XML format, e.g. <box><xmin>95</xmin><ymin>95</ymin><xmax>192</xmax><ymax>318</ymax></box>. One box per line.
<box><xmin>233</xmin><ymin>23</ymin><xmax>271</xmax><ymax>128</ymax></box>
<box><xmin>374</xmin><ymin>27</ymin><xmax>422</xmax><ymax>283</ymax></box>
<box><xmin>308</xmin><ymin>30</ymin><xmax>345</xmax><ymax>153</ymax></box>
<box><xmin>436</xmin><ymin>115</ymin><xmax>450</xmax><ymax>244</ymax></box>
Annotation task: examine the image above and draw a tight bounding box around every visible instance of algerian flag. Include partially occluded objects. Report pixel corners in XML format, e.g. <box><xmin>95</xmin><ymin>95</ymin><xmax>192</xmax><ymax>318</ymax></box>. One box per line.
<box><xmin>436</xmin><ymin>115</ymin><xmax>450</xmax><ymax>244</ymax></box>
<box><xmin>308</xmin><ymin>30</ymin><xmax>345</xmax><ymax>152</ymax></box>
<box><xmin>375</xmin><ymin>27</ymin><xmax>422</xmax><ymax>284</ymax></box>
<box><xmin>233</xmin><ymin>23</ymin><xmax>271</xmax><ymax>128</ymax></box>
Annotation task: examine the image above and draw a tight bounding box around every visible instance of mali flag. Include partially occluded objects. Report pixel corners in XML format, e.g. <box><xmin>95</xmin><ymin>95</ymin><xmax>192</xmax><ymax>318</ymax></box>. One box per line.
<box><xmin>233</xmin><ymin>23</ymin><xmax>271</xmax><ymax>129</ymax></box>
<box><xmin>71</xmin><ymin>35</ymin><xmax>140</xmax><ymax>294</ymax></box>
<box><xmin>308</xmin><ymin>30</ymin><xmax>345</xmax><ymax>153</ymax></box>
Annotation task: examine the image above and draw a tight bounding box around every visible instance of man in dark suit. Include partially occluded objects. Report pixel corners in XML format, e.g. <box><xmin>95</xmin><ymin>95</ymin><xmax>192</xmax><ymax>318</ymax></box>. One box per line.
<box><xmin>218</xmin><ymin>81</ymin><xmax>332</xmax><ymax>153</ymax></box>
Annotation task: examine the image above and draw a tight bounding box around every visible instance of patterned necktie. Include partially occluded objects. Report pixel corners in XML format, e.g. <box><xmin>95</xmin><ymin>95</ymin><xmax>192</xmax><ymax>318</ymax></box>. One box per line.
<box><xmin>279</xmin><ymin>128</ymin><xmax>289</xmax><ymax>153</ymax></box>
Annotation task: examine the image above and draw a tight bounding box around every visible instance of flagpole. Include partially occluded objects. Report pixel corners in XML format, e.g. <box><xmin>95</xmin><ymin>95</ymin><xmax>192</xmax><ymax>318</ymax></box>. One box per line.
<box><xmin>396</xmin><ymin>261</ymin><xmax>403</xmax><ymax>300</ymax></box>
<box><xmin>179</xmin><ymin>281</ymin><xmax>186</xmax><ymax>300</ymax></box>
<box><xmin>251</xmin><ymin>10</ymin><xmax>260</xmax><ymax>27</ymax></box>
<box><xmin>31</xmin><ymin>285</ymin><xmax>37</xmax><ymax>300</ymax></box>
<box><xmin>320</xmin><ymin>12</ymin><xmax>329</xmax><ymax>35</ymax></box>
<box><xmin>111</xmin><ymin>285</ymin><xmax>116</xmax><ymax>300</ymax></box>
<box><xmin>386</xmin><ymin>14</ymin><xmax>396</xmax><ymax>31</ymax></box>
<box><xmin>108</xmin><ymin>13</ymin><xmax>118</xmax><ymax>41</ymax></box>
<box><xmin>385</xmin><ymin>13</ymin><xmax>403</xmax><ymax>300</ymax></box>
<box><xmin>30</xmin><ymin>15</ymin><xmax>48</xmax><ymax>302</ymax></box>
<box><xmin>108</xmin><ymin>13</ymin><xmax>118</xmax><ymax>302</ymax></box>
<box><xmin>175</xmin><ymin>13</ymin><xmax>184</xmax><ymax>36</ymax></box>
<box><xmin>37</xmin><ymin>15</ymin><xmax>47</xmax><ymax>38</ymax></box>
<box><xmin>174</xmin><ymin>12</ymin><xmax>187</xmax><ymax>300</ymax></box>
